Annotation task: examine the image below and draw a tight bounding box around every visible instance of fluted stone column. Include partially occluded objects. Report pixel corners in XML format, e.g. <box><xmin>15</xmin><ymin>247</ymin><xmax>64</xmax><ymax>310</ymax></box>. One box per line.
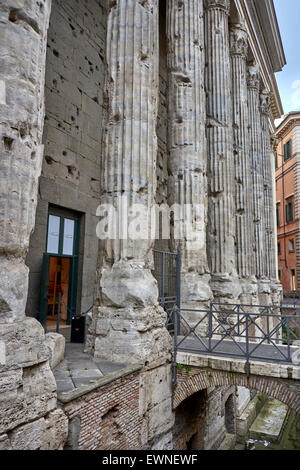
<box><xmin>270</xmin><ymin>136</ymin><xmax>282</xmax><ymax>304</ymax></box>
<box><xmin>88</xmin><ymin>0</ymin><xmax>171</xmax><ymax>366</ymax></box>
<box><xmin>261</xmin><ymin>95</ymin><xmax>282</xmax><ymax>305</ymax></box>
<box><xmin>260</xmin><ymin>91</ymin><xmax>272</xmax><ymax>279</ymax></box>
<box><xmin>0</xmin><ymin>0</ymin><xmax>67</xmax><ymax>449</ymax></box>
<box><xmin>204</xmin><ymin>0</ymin><xmax>241</xmax><ymax>301</ymax></box>
<box><xmin>247</xmin><ymin>65</ymin><xmax>265</xmax><ymax>293</ymax></box>
<box><xmin>167</xmin><ymin>0</ymin><xmax>212</xmax><ymax>310</ymax></box>
<box><xmin>87</xmin><ymin>2</ymin><xmax>175</xmax><ymax>448</ymax></box>
<box><xmin>230</xmin><ymin>24</ymin><xmax>257</xmax><ymax>303</ymax></box>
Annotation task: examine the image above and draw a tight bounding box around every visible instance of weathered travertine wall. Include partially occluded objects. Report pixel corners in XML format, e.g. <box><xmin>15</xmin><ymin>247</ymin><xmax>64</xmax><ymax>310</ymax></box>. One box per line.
<box><xmin>0</xmin><ymin>0</ymin><xmax>68</xmax><ymax>450</ymax></box>
<box><xmin>26</xmin><ymin>0</ymin><xmax>107</xmax><ymax>318</ymax></box>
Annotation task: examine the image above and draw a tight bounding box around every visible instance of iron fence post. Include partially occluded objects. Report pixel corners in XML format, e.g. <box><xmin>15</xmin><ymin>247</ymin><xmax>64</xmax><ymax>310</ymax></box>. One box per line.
<box><xmin>286</xmin><ymin>314</ymin><xmax>291</xmax><ymax>362</ymax></box>
<box><xmin>176</xmin><ymin>243</ymin><xmax>181</xmax><ymax>336</ymax></box>
<box><xmin>173</xmin><ymin>306</ymin><xmax>178</xmax><ymax>388</ymax></box>
<box><xmin>209</xmin><ymin>301</ymin><xmax>213</xmax><ymax>352</ymax></box>
<box><xmin>245</xmin><ymin>312</ymin><xmax>250</xmax><ymax>378</ymax></box>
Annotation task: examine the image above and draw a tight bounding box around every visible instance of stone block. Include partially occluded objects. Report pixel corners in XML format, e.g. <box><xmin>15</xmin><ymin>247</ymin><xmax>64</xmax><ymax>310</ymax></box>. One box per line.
<box><xmin>9</xmin><ymin>418</ymin><xmax>45</xmax><ymax>450</ymax></box>
<box><xmin>146</xmin><ymin>397</ymin><xmax>174</xmax><ymax>442</ymax></box>
<box><xmin>41</xmin><ymin>409</ymin><xmax>68</xmax><ymax>450</ymax></box>
<box><xmin>0</xmin><ymin>362</ymin><xmax>57</xmax><ymax>434</ymax></box>
<box><xmin>0</xmin><ymin>317</ymin><xmax>49</xmax><ymax>373</ymax></box>
<box><xmin>100</xmin><ymin>263</ymin><xmax>158</xmax><ymax>308</ymax></box>
<box><xmin>151</xmin><ymin>431</ymin><xmax>173</xmax><ymax>450</ymax></box>
<box><xmin>45</xmin><ymin>333</ymin><xmax>66</xmax><ymax>369</ymax></box>
<box><xmin>0</xmin><ymin>258</ymin><xmax>29</xmax><ymax>323</ymax></box>
<box><xmin>139</xmin><ymin>364</ymin><xmax>172</xmax><ymax>415</ymax></box>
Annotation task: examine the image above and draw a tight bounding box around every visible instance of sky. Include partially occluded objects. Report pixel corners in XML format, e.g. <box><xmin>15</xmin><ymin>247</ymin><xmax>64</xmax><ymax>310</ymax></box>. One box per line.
<box><xmin>274</xmin><ymin>0</ymin><xmax>300</xmax><ymax>119</ymax></box>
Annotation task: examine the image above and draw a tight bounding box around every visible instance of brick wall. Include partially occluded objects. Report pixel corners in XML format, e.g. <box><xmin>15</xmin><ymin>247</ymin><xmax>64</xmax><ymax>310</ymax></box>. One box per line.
<box><xmin>62</xmin><ymin>370</ymin><xmax>142</xmax><ymax>450</ymax></box>
<box><xmin>174</xmin><ymin>367</ymin><xmax>300</xmax><ymax>414</ymax></box>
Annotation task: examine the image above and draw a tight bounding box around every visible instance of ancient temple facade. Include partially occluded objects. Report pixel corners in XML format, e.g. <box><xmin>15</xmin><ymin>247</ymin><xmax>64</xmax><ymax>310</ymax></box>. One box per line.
<box><xmin>0</xmin><ymin>0</ymin><xmax>286</xmax><ymax>450</ymax></box>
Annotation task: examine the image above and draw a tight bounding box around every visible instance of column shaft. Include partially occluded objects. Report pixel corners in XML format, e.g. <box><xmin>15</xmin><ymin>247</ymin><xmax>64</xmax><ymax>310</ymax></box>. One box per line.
<box><xmin>247</xmin><ymin>65</ymin><xmax>265</xmax><ymax>280</ymax></box>
<box><xmin>101</xmin><ymin>0</ymin><xmax>159</xmax><ymax>266</ymax></box>
<box><xmin>204</xmin><ymin>0</ymin><xmax>239</xmax><ymax>300</ymax></box>
<box><xmin>167</xmin><ymin>0</ymin><xmax>210</xmax><ymax>286</ymax></box>
<box><xmin>260</xmin><ymin>91</ymin><xmax>274</xmax><ymax>280</ymax></box>
<box><xmin>90</xmin><ymin>0</ymin><xmax>172</xmax><ymax>365</ymax></box>
<box><xmin>230</xmin><ymin>24</ymin><xmax>253</xmax><ymax>279</ymax></box>
<box><xmin>0</xmin><ymin>0</ymin><xmax>51</xmax><ymax>322</ymax></box>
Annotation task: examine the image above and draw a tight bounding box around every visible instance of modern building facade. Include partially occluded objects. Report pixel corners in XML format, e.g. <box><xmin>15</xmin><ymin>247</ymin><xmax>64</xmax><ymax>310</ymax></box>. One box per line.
<box><xmin>275</xmin><ymin>112</ymin><xmax>300</xmax><ymax>292</ymax></box>
<box><xmin>0</xmin><ymin>0</ymin><xmax>287</xmax><ymax>450</ymax></box>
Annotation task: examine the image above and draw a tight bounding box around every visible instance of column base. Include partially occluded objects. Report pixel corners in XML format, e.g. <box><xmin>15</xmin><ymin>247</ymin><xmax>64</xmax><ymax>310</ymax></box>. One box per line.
<box><xmin>257</xmin><ymin>279</ymin><xmax>273</xmax><ymax>306</ymax></box>
<box><xmin>87</xmin><ymin>304</ymin><xmax>172</xmax><ymax>366</ymax></box>
<box><xmin>179</xmin><ymin>272</ymin><xmax>212</xmax><ymax>336</ymax></box>
<box><xmin>270</xmin><ymin>280</ymin><xmax>283</xmax><ymax>305</ymax></box>
<box><xmin>210</xmin><ymin>274</ymin><xmax>242</xmax><ymax>304</ymax></box>
<box><xmin>239</xmin><ymin>277</ymin><xmax>259</xmax><ymax>305</ymax></box>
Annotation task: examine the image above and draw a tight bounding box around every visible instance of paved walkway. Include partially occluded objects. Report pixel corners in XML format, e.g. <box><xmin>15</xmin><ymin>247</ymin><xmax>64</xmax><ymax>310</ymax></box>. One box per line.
<box><xmin>177</xmin><ymin>336</ymin><xmax>299</xmax><ymax>364</ymax></box>
<box><xmin>54</xmin><ymin>343</ymin><xmax>126</xmax><ymax>394</ymax></box>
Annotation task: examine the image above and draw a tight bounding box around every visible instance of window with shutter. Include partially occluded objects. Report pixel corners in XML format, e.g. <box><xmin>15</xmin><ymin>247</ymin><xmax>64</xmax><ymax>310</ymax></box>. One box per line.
<box><xmin>286</xmin><ymin>200</ymin><xmax>294</xmax><ymax>223</ymax></box>
<box><xmin>276</xmin><ymin>204</ymin><xmax>280</xmax><ymax>227</ymax></box>
<box><xmin>284</xmin><ymin>139</ymin><xmax>292</xmax><ymax>161</ymax></box>
<box><xmin>275</xmin><ymin>151</ymin><xmax>278</xmax><ymax>169</ymax></box>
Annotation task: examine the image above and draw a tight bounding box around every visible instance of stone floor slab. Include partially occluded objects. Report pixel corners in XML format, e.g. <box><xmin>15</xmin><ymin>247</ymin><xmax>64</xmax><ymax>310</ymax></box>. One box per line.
<box><xmin>55</xmin><ymin>378</ymin><xmax>75</xmax><ymax>394</ymax></box>
<box><xmin>95</xmin><ymin>360</ymin><xmax>126</xmax><ymax>375</ymax></box>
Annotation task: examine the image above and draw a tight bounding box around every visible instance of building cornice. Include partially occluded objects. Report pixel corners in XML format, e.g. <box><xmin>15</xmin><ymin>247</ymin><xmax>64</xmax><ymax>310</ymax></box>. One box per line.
<box><xmin>275</xmin><ymin>112</ymin><xmax>300</xmax><ymax>139</ymax></box>
<box><xmin>234</xmin><ymin>0</ymin><xmax>286</xmax><ymax>120</ymax></box>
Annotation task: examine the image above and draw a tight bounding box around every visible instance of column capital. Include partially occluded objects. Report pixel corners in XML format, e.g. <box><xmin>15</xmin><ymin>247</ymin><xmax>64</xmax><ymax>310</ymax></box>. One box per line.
<box><xmin>230</xmin><ymin>24</ymin><xmax>248</xmax><ymax>58</ymax></box>
<box><xmin>247</xmin><ymin>64</ymin><xmax>260</xmax><ymax>90</ymax></box>
<box><xmin>204</xmin><ymin>0</ymin><xmax>230</xmax><ymax>14</ymax></box>
<box><xmin>260</xmin><ymin>89</ymin><xmax>271</xmax><ymax>116</ymax></box>
<box><xmin>270</xmin><ymin>135</ymin><xmax>278</xmax><ymax>154</ymax></box>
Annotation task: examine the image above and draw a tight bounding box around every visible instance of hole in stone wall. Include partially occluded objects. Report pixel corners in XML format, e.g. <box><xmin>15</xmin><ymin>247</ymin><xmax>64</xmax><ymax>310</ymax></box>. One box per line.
<box><xmin>9</xmin><ymin>8</ymin><xmax>40</xmax><ymax>35</ymax></box>
<box><xmin>3</xmin><ymin>136</ymin><xmax>14</xmax><ymax>150</ymax></box>
<box><xmin>19</xmin><ymin>127</ymin><xmax>26</xmax><ymax>139</ymax></box>
<box><xmin>101</xmin><ymin>405</ymin><xmax>119</xmax><ymax>421</ymax></box>
<box><xmin>45</xmin><ymin>155</ymin><xmax>54</xmax><ymax>165</ymax></box>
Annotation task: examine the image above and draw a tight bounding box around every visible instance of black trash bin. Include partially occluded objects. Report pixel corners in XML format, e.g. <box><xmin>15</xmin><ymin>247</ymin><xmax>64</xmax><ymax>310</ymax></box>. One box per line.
<box><xmin>71</xmin><ymin>316</ymin><xmax>85</xmax><ymax>343</ymax></box>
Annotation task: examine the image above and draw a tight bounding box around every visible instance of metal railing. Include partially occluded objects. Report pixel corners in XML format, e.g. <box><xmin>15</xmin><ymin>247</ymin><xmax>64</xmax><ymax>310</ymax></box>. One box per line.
<box><xmin>170</xmin><ymin>302</ymin><xmax>300</xmax><ymax>386</ymax></box>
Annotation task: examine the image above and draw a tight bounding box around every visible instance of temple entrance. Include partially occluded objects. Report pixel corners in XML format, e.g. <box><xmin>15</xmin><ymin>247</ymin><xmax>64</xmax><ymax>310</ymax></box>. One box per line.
<box><xmin>45</xmin><ymin>256</ymin><xmax>71</xmax><ymax>327</ymax></box>
<box><xmin>39</xmin><ymin>207</ymin><xmax>80</xmax><ymax>331</ymax></box>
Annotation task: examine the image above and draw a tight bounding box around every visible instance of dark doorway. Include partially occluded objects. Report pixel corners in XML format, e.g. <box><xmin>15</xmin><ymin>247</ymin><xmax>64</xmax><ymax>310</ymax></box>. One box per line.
<box><xmin>39</xmin><ymin>207</ymin><xmax>80</xmax><ymax>331</ymax></box>
<box><xmin>225</xmin><ymin>394</ymin><xmax>236</xmax><ymax>434</ymax></box>
<box><xmin>174</xmin><ymin>390</ymin><xmax>207</xmax><ymax>450</ymax></box>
